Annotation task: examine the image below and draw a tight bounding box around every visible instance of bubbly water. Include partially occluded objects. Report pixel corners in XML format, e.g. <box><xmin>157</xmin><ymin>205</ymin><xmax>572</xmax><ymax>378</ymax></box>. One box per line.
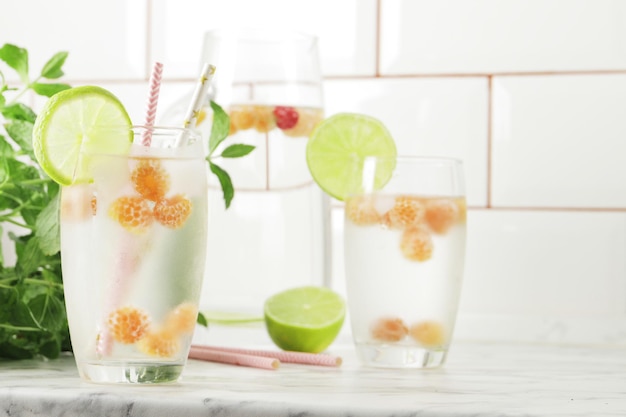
<box><xmin>61</xmin><ymin>145</ymin><xmax>208</xmax><ymax>383</ymax></box>
<box><xmin>343</xmin><ymin>194</ymin><xmax>466</xmax><ymax>367</ymax></box>
<box><xmin>198</xmin><ymin>105</ymin><xmax>328</xmax><ymax>315</ymax></box>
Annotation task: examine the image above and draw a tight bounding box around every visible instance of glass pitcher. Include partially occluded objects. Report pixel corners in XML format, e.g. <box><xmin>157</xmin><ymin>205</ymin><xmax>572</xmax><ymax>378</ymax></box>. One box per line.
<box><xmin>163</xmin><ymin>28</ymin><xmax>329</xmax><ymax>317</ymax></box>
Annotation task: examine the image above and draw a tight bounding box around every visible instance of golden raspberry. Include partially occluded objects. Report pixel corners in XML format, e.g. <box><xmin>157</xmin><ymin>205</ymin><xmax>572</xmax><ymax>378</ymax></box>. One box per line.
<box><xmin>136</xmin><ymin>329</ymin><xmax>180</xmax><ymax>358</ymax></box>
<box><xmin>424</xmin><ymin>198</ymin><xmax>460</xmax><ymax>234</ymax></box>
<box><xmin>131</xmin><ymin>159</ymin><xmax>171</xmax><ymax>202</ymax></box>
<box><xmin>370</xmin><ymin>317</ymin><xmax>409</xmax><ymax>342</ymax></box>
<box><xmin>164</xmin><ymin>302</ymin><xmax>198</xmax><ymax>335</ymax></box>
<box><xmin>60</xmin><ymin>185</ymin><xmax>95</xmax><ymax>221</ymax></box>
<box><xmin>108</xmin><ymin>196</ymin><xmax>154</xmax><ymax>233</ymax></box>
<box><xmin>154</xmin><ymin>194</ymin><xmax>192</xmax><ymax>229</ymax></box>
<box><xmin>455</xmin><ymin>197</ymin><xmax>467</xmax><ymax>223</ymax></box>
<box><xmin>409</xmin><ymin>321</ymin><xmax>446</xmax><ymax>347</ymax></box>
<box><xmin>345</xmin><ymin>195</ymin><xmax>380</xmax><ymax>225</ymax></box>
<box><xmin>252</xmin><ymin>105</ymin><xmax>276</xmax><ymax>133</ymax></box>
<box><xmin>229</xmin><ymin>118</ymin><xmax>238</xmax><ymax>135</ymax></box>
<box><xmin>400</xmin><ymin>226</ymin><xmax>433</xmax><ymax>262</ymax></box>
<box><xmin>283</xmin><ymin>108</ymin><xmax>324</xmax><ymax>138</ymax></box>
<box><xmin>229</xmin><ymin>105</ymin><xmax>255</xmax><ymax>131</ymax></box>
<box><xmin>91</xmin><ymin>195</ymin><xmax>97</xmax><ymax>216</ymax></box>
<box><xmin>107</xmin><ymin>306</ymin><xmax>150</xmax><ymax>344</ymax></box>
<box><xmin>382</xmin><ymin>196</ymin><xmax>425</xmax><ymax>229</ymax></box>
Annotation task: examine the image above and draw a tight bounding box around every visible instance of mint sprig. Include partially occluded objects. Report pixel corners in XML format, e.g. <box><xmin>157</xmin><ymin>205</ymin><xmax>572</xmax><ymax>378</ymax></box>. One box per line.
<box><xmin>206</xmin><ymin>100</ymin><xmax>255</xmax><ymax>209</ymax></box>
<box><xmin>0</xmin><ymin>44</ymin><xmax>71</xmax><ymax>359</ymax></box>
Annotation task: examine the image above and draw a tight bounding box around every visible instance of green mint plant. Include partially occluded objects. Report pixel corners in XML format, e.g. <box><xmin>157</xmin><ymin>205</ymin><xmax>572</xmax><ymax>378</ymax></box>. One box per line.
<box><xmin>206</xmin><ymin>100</ymin><xmax>254</xmax><ymax>209</ymax></box>
<box><xmin>0</xmin><ymin>44</ymin><xmax>71</xmax><ymax>359</ymax></box>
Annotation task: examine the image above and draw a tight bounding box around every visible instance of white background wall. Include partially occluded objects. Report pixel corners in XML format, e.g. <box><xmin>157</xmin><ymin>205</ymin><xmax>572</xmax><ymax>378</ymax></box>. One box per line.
<box><xmin>2</xmin><ymin>0</ymin><xmax>625</xmax><ymax>346</ymax></box>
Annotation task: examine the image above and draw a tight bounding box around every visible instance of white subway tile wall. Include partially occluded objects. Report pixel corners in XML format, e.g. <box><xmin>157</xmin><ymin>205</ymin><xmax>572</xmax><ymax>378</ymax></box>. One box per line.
<box><xmin>2</xmin><ymin>0</ymin><xmax>625</xmax><ymax>345</ymax></box>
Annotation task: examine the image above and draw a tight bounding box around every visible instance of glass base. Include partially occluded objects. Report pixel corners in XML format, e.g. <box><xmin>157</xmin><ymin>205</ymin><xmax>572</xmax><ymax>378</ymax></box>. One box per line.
<box><xmin>355</xmin><ymin>343</ymin><xmax>448</xmax><ymax>368</ymax></box>
<box><xmin>78</xmin><ymin>361</ymin><xmax>184</xmax><ymax>384</ymax></box>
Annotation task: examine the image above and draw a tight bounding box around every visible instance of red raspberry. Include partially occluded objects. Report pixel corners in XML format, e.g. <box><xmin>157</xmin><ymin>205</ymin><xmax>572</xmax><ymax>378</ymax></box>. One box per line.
<box><xmin>273</xmin><ymin>106</ymin><xmax>299</xmax><ymax>129</ymax></box>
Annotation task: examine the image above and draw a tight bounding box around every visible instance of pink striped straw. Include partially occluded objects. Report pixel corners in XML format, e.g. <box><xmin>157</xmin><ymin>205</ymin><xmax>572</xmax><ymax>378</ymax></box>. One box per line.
<box><xmin>188</xmin><ymin>346</ymin><xmax>279</xmax><ymax>370</ymax></box>
<box><xmin>141</xmin><ymin>61</ymin><xmax>164</xmax><ymax>146</ymax></box>
<box><xmin>190</xmin><ymin>345</ymin><xmax>342</xmax><ymax>367</ymax></box>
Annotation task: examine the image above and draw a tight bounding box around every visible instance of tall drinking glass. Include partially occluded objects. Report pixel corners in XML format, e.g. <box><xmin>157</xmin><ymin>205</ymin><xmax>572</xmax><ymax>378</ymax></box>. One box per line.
<box><xmin>61</xmin><ymin>126</ymin><xmax>208</xmax><ymax>383</ymax></box>
<box><xmin>344</xmin><ymin>156</ymin><xmax>466</xmax><ymax>368</ymax></box>
<box><xmin>172</xmin><ymin>28</ymin><xmax>328</xmax><ymax>316</ymax></box>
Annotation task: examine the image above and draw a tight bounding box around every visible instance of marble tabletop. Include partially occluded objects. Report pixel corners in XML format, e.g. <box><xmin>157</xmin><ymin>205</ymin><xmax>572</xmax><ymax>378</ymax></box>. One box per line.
<box><xmin>1</xmin><ymin>336</ymin><xmax>625</xmax><ymax>417</ymax></box>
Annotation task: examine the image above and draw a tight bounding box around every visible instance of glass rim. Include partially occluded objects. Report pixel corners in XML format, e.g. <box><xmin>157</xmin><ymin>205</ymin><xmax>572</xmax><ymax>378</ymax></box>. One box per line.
<box><xmin>365</xmin><ymin>155</ymin><xmax>464</xmax><ymax>167</ymax></box>
<box><xmin>131</xmin><ymin>125</ymin><xmax>200</xmax><ymax>134</ymax></box>
<box><xmin>203</xmin><ymin>27</ymin><xmax>318</xmax><ymax>44</ymax></box>
<box><xmin>90</xmin><ymin>125</ymin><xmax>202</xmax><ymax>138</ymax></box>
<box><xmin>90</xmin><ymin>125</ymin><xmax>199</xmax><ymax>132</ymax></box>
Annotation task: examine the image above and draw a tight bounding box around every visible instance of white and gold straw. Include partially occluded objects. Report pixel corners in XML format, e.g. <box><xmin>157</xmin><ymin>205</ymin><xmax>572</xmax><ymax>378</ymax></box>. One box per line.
<box><xmin>175</xmin><ymin>62</ymin><xmax>216</xmax><ymax>146</ymax></box>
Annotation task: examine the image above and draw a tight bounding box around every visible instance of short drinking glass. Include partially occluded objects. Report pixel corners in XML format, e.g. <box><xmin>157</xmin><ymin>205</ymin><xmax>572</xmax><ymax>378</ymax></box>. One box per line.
<box><xmin>61</xmin><ymin>126</ymin><xmax>208</xmax><ymax>383</ymax></box>
<box><xmin>344</xmin><ymin>156</ymin><xmax>466</xmax><ymax>368</ymax></box>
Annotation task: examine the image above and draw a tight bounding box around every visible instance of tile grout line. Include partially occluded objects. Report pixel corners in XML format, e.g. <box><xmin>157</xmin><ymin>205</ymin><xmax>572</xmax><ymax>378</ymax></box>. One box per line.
<box><xmin>329</xmin><ymin>203</ymin><xmax>626</xmax><ymax>212</ymax></box>
<box><xmin>59</xmin><ymin>68</ymin><xmax>626</xmax><ymax>85</ymax></box>
<box><xmin>324</xmin><ymin>69</ymin><xmax>626</xmax><ymax>79</ymax></box>
<box><xmin>486</xmin><ymin>75</ymin><xmax>493</xmax><ymax>209</ymax></box>
<box><xmin>375</xmin><ymin>0</ymin><xmax>381</xmax><ymax>77</ymax></box>
<box><xmin>145</xmin><ymin>0</ymin><xmax>152</xmax><ymax>80</ymax></box>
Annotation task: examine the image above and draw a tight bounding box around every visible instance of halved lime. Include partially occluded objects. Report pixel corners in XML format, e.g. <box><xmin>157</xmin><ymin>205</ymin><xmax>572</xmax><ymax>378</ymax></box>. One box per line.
<box><xmin>264</xmin><ymin>286</ymin><xmax>345</xmax><ymax>353</ymax></box>
<box><xmin>306</xmin><ymin>113</ymin><xmax>397</xmax><ymax>201</ymax></box>
<box><xmin>32</xmin><ymin>86</ymin><xmax>132</xmax><ymax>185</ymax></box>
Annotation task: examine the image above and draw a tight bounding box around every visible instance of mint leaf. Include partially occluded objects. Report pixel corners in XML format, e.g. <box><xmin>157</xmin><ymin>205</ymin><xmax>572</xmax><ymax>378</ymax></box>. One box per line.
<box><xmin>31</xmin><ymin>82</ymin><xmax>70</xmax><ymax>97</ymax></box>
<box><xmin>0</xmin><ymin>44</ymin><xmax>29</xmax><ymax>83</ymax></box>
<box><xmin>4</xmin><ymin>119</ymin><xmax>33</xmax><ymax>154</ymax></box>
<box><xmin>35</xmin><ymin>192</ymin><xmax>60</xmax><ymax>256</ymax></box>
<box><xmin>1</xmin><ymin>103</ymin><xmax>36</xmax><ymax>122</ymax></box>
<box><xmin>0</xmin><ymin>45</ymin><xmax>70</xmax><ymax>360</ymax></box>
<box><xmin>208</xmin><ymin>100</ymin><xmax>230</xmax><ymax>154</ymax></box>
<box><xmin>197</xmin><ymin>312</ymin><xmax>208</xmax><ymax>327</ymax></box>
<box><xmin>221</xmin><ymin>144</ymin><xmax>255</xmax><ymax>158</ymax></box>
<box><xmin>0</xmin><ymin>158</ymin><xmax>9</xmax><ymax>185</ymax></box>
<box><xmin>0</xmin><ymin>134</ymin><xmax>13</xmax><ymax>157</ymax></box>
<box><xmin>29</xmin><ymin>292</ymin><xmax>65</xmax><ymax>332</ymax></box>
<box><xmin>40</xmin><ymin>51</ymin><xmax>68</xmax><ymax>79</ymax></box>
<box><xmin>208</xmin><ymin>161</ymin><xmax>234</xmax><ymax>209</ymax></box>
<box><xmin>15</xmin><ymin>237</ymin><xmax>46</xmax><ymax>277</ymax></box>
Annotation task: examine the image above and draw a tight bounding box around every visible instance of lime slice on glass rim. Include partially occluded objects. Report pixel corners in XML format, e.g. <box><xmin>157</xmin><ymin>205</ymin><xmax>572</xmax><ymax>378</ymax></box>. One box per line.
<box><xmin>306</xmin><ymin>113</ymin><xmax>397</xmax><ymax>200</ymax></box>
<box><xmin>32</xmin><ymin>85</ymin><xmax>132</xmax><ymax>185</ymax></box>
<box><xmin>264</xmin><ymin>286</ymin><xmax>345</xmax><ymax>353</ymax></box>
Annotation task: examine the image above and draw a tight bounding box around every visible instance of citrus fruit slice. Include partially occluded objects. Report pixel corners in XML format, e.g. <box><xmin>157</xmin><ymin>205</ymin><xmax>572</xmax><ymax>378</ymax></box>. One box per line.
<box><xmin>306</xmin><ymin>113</ymin><xmax>397</xmax><ymax>201</ymax></box>
<box><xmin>32</xmin><ymin>85</ymin><xmax>132</xmax><ymax>185</ymax></box>
<box><xmin>264</xmin><ymin>286</ymin><xmax>345</xmax><ymax>353</ymax></box>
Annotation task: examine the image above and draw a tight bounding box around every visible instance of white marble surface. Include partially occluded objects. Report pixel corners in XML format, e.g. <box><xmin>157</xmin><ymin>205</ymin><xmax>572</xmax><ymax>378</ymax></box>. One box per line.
<box><xmin>0</xmin><ymin>340</ymin><xmax>625</xmax><ymax>417</ymax></box>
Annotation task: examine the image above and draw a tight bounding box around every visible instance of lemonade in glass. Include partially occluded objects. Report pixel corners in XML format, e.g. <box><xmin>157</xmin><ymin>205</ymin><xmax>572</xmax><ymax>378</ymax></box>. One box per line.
<box><xmin>306</xmin><ymin>114</ymin><xmax>466</xmax><ymax>368</ymax></box>
<box><xmin>343</xmin><ymin>157</ymin><xmax>466</xmax><ymax>368</ymax></box>
<box><xmin>32</xmin><ymin>87</ymin><xmax>208</xmax><ymax>383</ymax></box>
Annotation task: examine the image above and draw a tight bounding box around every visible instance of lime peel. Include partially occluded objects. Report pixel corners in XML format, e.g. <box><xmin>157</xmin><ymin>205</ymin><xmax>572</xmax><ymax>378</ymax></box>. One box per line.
<box><xmin>264</xmin><ymin>286</ymin><xmax>345</xmax><ymax>353</ymax></box>
<box><xmin>306</xmin><ymin>113</ymin><xmax>397</xmax><ymax>201</ymax></box>
<box><xmin>32</xmin><ymin>85</ymin><xmax>132</xmax><ymax>185</ymax></box>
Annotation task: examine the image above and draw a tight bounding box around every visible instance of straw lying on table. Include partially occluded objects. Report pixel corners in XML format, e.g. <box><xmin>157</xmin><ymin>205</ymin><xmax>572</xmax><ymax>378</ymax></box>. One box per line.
<box><xmin>188</xmin><ymin>345</ymin><xmax>342</xmax><ymax>370</ymax></box>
